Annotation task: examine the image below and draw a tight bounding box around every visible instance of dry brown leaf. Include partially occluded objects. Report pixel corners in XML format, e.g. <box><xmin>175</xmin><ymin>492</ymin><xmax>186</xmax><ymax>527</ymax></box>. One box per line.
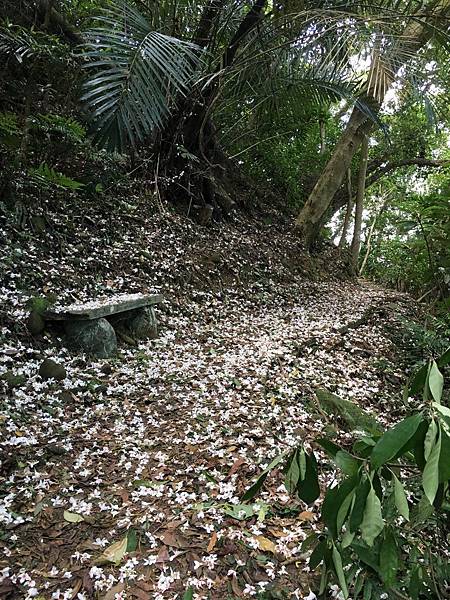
<box><xmin>101</xmin><ymin>583</ymin><xmax>125</xmax><ymax>600</ymax></box>
<box><xmin>160</xmin><ymin>529</ymin><xmax>190</xmax><ymax>549</ymax></box>
<box><xmin>231</xmin><ymin>575</ymin><xmax>243</xmax><ymax>597</ymax></box>
<box><xmin>267</xmin><ymin>527</ymin><xmax>287</xmax><ymax>538</ymax></box>
<box><xmin>207</xmin><ymin>531</ymin><xmax>218</xmax><ymax>552</ymax></box>
<box><xmin>254</xmin><ymin>535</ymin><xmax>277</xmax><ymax>554</ymax></box>
<box><xmin>96</xmin><ymin>536</ymin><xmax>128</xmax><ymax>564</ymax></box>
<box><xmin>299</xmin><ymin>510</ymin><xmax>314</xmax><ymax>521</ymax></box>
<box><xmin>70</xmin><ymin>579</ymin><xmax>82</xmax><ymax>599</ymax></box>
<box><xmin>227</xmin><ymin>457</ymin><xmax>246</xmax><ymax>477</ymax></box>
<box><xmin>130</xmin><ymin>586</ymin><xmax>151</xmax><ymax>600</ymax></box>
<box><xmin>156</xmin><ymin>545</ymin><xmax>169</xmax><ymax>563</ymax></box>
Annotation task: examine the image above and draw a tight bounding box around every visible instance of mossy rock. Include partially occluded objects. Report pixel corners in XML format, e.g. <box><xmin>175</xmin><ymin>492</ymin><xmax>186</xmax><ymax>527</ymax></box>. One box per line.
<box><xmin>27</xmin><ymin>311</ymin><xmax>45</xmax><ymax>335</ymax></box>
<box><xmin>316</xmin><ymin>388</ymin><xmax>381</xmax><ymax>434</ymax></box>
<box><xmin>65</xmin><ymin>318</ymin><xmax>117</xmax><ymax>358</ymax></box>
<box><xmin>39</xmin><ymin>359</ymin><xmax>67</xmax><ymax>381</ymax></box>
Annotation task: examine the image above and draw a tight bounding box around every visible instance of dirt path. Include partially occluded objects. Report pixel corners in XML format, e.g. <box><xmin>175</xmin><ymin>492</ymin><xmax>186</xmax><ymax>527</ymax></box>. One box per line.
<box><xmin>0</xmin><ymin>278</ymin><xmax>415</xmax><ymax>599</ymax></box>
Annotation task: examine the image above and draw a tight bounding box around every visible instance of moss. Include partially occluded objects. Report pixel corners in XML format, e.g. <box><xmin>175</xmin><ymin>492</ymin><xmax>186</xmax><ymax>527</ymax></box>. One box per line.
<box><xmin>316</xmin><ymin>388</ymin><xmax>381</xmax><ymax>434</ymax></box>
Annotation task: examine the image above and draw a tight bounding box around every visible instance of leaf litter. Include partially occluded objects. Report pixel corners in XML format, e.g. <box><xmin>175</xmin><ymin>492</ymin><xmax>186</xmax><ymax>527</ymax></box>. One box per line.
<box><xmin>0</xmin><ymin>206</ymin><xmax>421</xmax><ymax>599</ymax></box>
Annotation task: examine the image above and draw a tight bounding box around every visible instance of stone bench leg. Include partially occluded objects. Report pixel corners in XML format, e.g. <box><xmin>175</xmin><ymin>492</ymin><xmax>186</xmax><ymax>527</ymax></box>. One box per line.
<box><xmin>65</xmin><ymin>318</ymin><xmax>117</xmax><ymax>358</ymax></box>
<box><xmin>124</xmin><ymin>306</ymin><xmax>158</xmax><ymax>340</ymax></box>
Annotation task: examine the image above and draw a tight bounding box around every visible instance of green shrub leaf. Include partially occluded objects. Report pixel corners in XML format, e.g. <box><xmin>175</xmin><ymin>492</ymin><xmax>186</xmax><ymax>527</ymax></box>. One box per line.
<box><xmin>422</xmin><ymin>427</ymin><xmax>441</xmax><ymax>505</ymax></box>
<box><xmin>371</xmin><ymin>413</ymin><xmax>423</xmax><ymax>469</ymax></box>
<box><xmin>360</xmin><ymin>486</ymin><xmax>384</xmax><ymax>547</ymax></box>
<box><xmin>393</xmin><ymin>473</ymin><xmax>409</xmax><ymax>521</ymax></box>
<box><xmin>380</xmin><ymin>529</ymin><xmax>398</xmax><ymax>588</ymax></box>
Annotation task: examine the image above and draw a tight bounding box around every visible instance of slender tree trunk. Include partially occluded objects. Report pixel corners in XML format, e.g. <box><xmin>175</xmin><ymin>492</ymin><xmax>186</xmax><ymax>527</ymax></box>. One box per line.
<box><xmin>294</xmin><ymin>2</ymin><xmax>446</xmax><ymax>248</ymax></box>
<box><xmin>338</xmin><ymin>169</ymin><xmax>353</xmax><ymax>248</ymax></box>
<box><xmin>350</xmin><ymin>135</ymin><xmax>369</xmax><ymax>267</ymax></box>
<box><xmin>359</xmin><ymin>195</ymin><xmax>388</xmax><ymax>274</ymax></box>
<box><xmin>319</xmin><ymin>119</ymin><xmax>326</xmax><ymax>155</ymax></box>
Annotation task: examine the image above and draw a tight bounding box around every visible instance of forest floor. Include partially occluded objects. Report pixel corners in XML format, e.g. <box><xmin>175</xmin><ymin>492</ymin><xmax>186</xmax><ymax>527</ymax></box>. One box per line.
<box><xmin>0</xmin><ymin>205</ymin><xmax>421</xmax><ymax>600</ymax></box>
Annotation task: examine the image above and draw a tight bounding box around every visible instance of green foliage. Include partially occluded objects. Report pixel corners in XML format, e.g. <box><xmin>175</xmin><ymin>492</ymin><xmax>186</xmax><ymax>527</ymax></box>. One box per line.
<box><xmin>316</xmin><ymin>388</ymin><xmax>381</xmax><ymax>434</ymax></box>
<box><xmin>242</xmin><ymin>357</ymin><xmax>449</xmax><ymax>598</ymax></box>
<box><xmin>80</xmin><ymin>0</ymin><xmax>201</xmax><ymax>151</ymax></box>
<box><xmin>29</xmin><ymin>163</ymin><xmax>85</xmax><ymax>190</ymax></box>
<box><xmin>33</xmin><ymin>114</ymin><xmax>86</xmax><ymax>141</ymax></box>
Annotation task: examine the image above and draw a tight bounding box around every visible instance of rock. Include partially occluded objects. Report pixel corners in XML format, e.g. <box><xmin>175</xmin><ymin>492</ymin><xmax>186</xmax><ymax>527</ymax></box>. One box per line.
<box><xmin>39</xmin><ymin>359</ymin><xmax>67</xmax><ymax>381</ymax></box>
<box><xmin>27</xmin><ymin>311</ymin><xmax>45</xmax><ymax>335</ymax></box>
<box><xmin>123</xmin><ymin>307</ymin><xmax>158</xmax><ymax>340</ymax></box>
<box><xmin>65</xmin><ymin>318</ymin><xmax>117</xmax><ymax>358</ymax></box>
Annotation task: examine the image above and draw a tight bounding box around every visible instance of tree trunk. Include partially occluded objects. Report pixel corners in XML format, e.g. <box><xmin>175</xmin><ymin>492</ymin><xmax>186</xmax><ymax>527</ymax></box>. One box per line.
<box><xmin>294</xmin><ymin>2</ymin><xmax>447</xmax><ymax>248</ymax></box>
<box><xmin>338</xmin><ymin>169</ymin><xmax>353</xmax><ymax>248</ymax></box>
<box><xmin>350</xmin><ymin>135</ymin><xmax>369</xmax><ymax>267</ymax></box>
<box><xmin>359</xmin><ymin>195</ymin><xmax>389</xmax><ymax>275</ymax></box>
<box><xmin>319</xmin><ymin>119</ymin><xmax>326</xmax><ymax>155</ymax></box>
<box><xmin>295</xmin><ymin>107</ymin><xmax>371</xmax><ymax>248</ymax></box>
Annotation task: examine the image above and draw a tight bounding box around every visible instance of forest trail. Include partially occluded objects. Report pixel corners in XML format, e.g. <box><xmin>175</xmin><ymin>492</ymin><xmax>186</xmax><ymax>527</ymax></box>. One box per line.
<box><xmin>1</xmin><ymin>275</ymin><xmax>416</xmax><ymax>599</ymax></box>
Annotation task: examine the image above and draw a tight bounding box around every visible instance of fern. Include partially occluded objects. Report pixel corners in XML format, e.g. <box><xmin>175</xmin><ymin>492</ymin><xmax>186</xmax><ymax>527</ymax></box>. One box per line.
<box><xmin>33</xmin><ymin>114</ymin><xmax>86</xmax><ymax>141</ymax></box>
<box><xmin>0</xmin><ymin>111</ymin><xmax>20</xmax><ymax>136</ymax></box>
<box><xmin>29</xmin><ymin>164</ymin><xmax>85</xmax><ymax>190</ymax></box>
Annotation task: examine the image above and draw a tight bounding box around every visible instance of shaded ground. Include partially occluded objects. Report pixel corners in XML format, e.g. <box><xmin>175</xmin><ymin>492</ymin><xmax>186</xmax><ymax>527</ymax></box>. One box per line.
<box><xmin>0</xmin><ymin>207</ymin><xmax>419</xmax><ymax>599</ymax></box>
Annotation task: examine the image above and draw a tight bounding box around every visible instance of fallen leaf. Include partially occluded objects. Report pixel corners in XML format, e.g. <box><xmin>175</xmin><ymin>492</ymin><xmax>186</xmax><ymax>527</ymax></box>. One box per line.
<box><xmin>299</xmin><ymin>510</ymin><xmax>314</xmax><ymax>521</ymax></box>
<box><xmin>231</xmin><ymin>575</ymin><xmax>243</xmax><ymax>597</ymax></box>
<box><xmin>101</xmin><ymin>583</ymin><xmax>125</xmax><ymax>600</ymax></box>
<box><xmin>130</xmin><ymin>587</ymin><xmax>151</xmax><ymax>600</ymax></box>
<box><xmin>96</xmin><ymin>537</ymin><xmax>128</xmax><ymax>565</ymax></box>
<box><xmin>156</xmin><ymin>545</ymin><xmax>169</xmax><ymax>563</ymax></box>
<box><xmin>227</xmin><ymin>457</ymin><xmax>246</xmax><ymax>477</ymax></box>
<box><xmin>160</xmin><ymin>530</ymin><xmax>190</xmax><ymax>549</ymax></box>
<box><xmin>267</xmin><ymin>527</ymin><xmax>287</xmax><ymax>538</ymax></box>
<box><xmin>70</xmin><ymin>579</ymin><xmax>82</xmax><ymax>599</ymax></box>
<box><xmin>207</xmin><ymin>531</ymin><xmax>218</xmax><ymax>552</ymax></box>
<box><xmin>63</xmin><ymin>511</ymin><xmax>84</xmax><ymax>523</ymax></box>
<box><xmin>254</xmin><ymin>535</ymin><xmax>277</xmax><ymax>554</ymax></box>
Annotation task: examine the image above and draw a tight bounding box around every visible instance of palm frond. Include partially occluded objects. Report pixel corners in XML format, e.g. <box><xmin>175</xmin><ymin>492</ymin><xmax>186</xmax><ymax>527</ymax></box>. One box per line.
<box><xmin>81</xmin><ymin>0</ymin><xmax>202</xmax><ymax>152</ymax></box>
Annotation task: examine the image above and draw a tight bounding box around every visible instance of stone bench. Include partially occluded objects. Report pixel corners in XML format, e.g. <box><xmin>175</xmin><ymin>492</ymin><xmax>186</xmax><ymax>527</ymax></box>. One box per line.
<box><xmin>45</xmin><ymin>293</ymin><xmax>163</xmax><ymax>358</ymax></box>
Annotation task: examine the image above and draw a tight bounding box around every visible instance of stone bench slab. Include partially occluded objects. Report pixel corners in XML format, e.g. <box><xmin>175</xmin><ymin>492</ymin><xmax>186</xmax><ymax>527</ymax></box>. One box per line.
<box><xmin>45</xmin><ymin>293</ymin><xmax>163</xmax><ymax>321</ymax></box>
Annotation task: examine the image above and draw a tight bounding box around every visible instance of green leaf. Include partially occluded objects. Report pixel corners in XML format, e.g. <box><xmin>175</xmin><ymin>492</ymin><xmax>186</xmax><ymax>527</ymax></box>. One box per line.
<box><xmin>335</xmin><ymin>450</ymin><xmax>361</xmax><ymax>476</ymax></box>
<box><xmin>424</xmin><ymin>419</ymin><xmax>437</xmax><ymax>461</ymax></box>
<box><xmin>183</xmin><ymin>587</ymin><xmax>194</xmax><ymax>600</ymax></box>
<box><xmin>438</xmin><ymin>428</ymin><xmax>450</xmax><ymax>483</ymax></box>
<box><xmin>332</xmin><ymin>545</ymin><xmax>349</xmax><ymax>599</ymax></box>
<box><xmin>224</xmin><ymin>503</ymin><xmax>256</xmax><ymax>520</ymax></box>
<box><xmin>241</xmin><ymin>452</ymin><xmax>286</xmax><ymax>502</ymax></box>
<box><xmin>126</xmin><ymin>528</ymin><xmax>137</xmax><ymax>552</ymax></box>
<box><xmin>63</xmin><ymin>510</ymin><xmax>84</xmax><ymax>523</ymax></box>
<box><xmin>392</xmin><ymin>474</ymin><xmax>409</xmax><ymax>521</ymax></box>
<box><xmin>317</xmin><ymin>438</ymin><xmax>342</xmax><ymax>458</ymax></box>
<box><xmin>351</xmin><ymin>542</ymin><xmax>380</xmax><ymax>572</ymax></box>
<box><xmin>296</xmin><ymin>452</ymin><xmax>320</xmax><ymax>504</ymax></box>
<box><xmin>422</xmin><ymin>426</ymin><xmax>441</xmax><ymax>505</ymax></box>
<box><xmin>360</xmin><ymin>486</ymin><xmax>384</xmax><ymax>547</ymax></box>
<box><xmin>410</xmin><ymin>494</ymin><xmax>434</xmax><ymax>527</ymax></box>
<box><xmin>284</xmin><ymin>450</ymin><xmax>300</xmax><ymax>493</ymax></box>
<box><xmin>371</xmin><ymin>413</ymin><xmax>423</xmax><ymax>469</ymax></box>
<box><xmin>379</xmin><ymin>529</ymin><xmax>398</xmax><ymax>588</ymax></box>
<box><xmin>350</xmin><ymin>478</ymin><xmax>371</xmax><ymax>532</ymax></box>
<box><xmin>309</xmin><ymin>539</ymin><xmax>326</xmax><ymax>569</ymax></box>
<box><xmin>322</xmin><ymin>476</ymin><xmax>359</xmax><ymax>539</ymax></box>
<box><xmin>81</xmin><ymin>0</ymin><xmax>201</xmax><ymax>152</ymax></box>
<box><xmin>353</xmin><ymin>571</ymin><xmax>365</xmax><ymax>597</ymax></box>
<box><xmin>363</xmin><ymin>580</ymin><xmax>373</xmax><ymax>600</ymax></box>
<box><xmin>337</xmin><ymin>490</ymin><xmax>355</xmax><ymax>533</ymax></box>
<box><xmin>428</xmin><ymin>361</ymin><xmax>443</xmax><ymax>403</ymax></box>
